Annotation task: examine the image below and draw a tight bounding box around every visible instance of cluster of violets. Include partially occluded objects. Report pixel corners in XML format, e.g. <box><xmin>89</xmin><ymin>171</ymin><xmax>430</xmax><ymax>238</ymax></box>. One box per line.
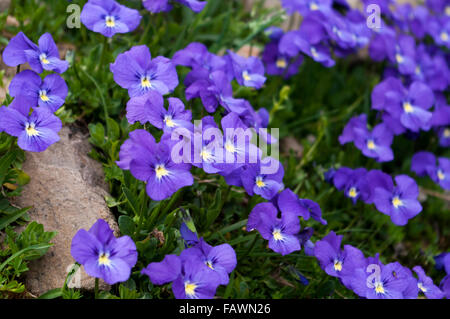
<box><xmin>335</xmin><ymin>0</ymin><xmax>450</xmax><ymax>174</ymax></box>
<box><xmin>279</xmin><ymin>0</ymin><xmax>450</xmax><ymax>299</ymax></box>
<box><xmin>326</xmin><ymin>167</ymin><xmax>422</xmax><ymax>226</ymax></box>
<box><xmin>71</xmin><ymin>218</ymin><xmax>237</xmax><ymax>299</ymax></box>
<box><xmin>0</xmin><ymin>32</ymin><xmax>68</xmax><ymax>152</ymax></box>
<box><xmin>2</xmin><ymin>0</ymin><xmax>447</xmax><ymax>299</ymax></box>
<box><xmin>314</xmin><ymin>231</ymin><xmax>449</xmax><ymax>299</ymax></box>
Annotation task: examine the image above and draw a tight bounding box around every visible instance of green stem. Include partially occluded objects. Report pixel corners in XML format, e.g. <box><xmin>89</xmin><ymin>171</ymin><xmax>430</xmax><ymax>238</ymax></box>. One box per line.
<box><xmin>94</xmin><ymin>278</ymin><xmax>99</xmax><ymax>299</ymax></box>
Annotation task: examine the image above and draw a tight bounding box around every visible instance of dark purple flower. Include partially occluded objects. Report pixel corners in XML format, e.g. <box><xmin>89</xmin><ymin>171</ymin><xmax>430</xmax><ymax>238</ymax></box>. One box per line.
<box><xmin>9</xmin><ymin>70</ymin><xmax>68</xmax><ymax>112</ymax></box>
<box><xmin>247</xmin><ymin>202</ymin><xmax>301</xmax><ymax>256</ymax></box>
<box><xmin>434</xmin><ymin>252</ymin><xmax>450</xmax><ymax>274</ymax></box>
<box><xmin>372</xmin><ymin>174</ymin><xmax>422</xmax><ymax>226</ymax></box>
<box><xmin>339</xmin><ymin>114</ymin><xmax>367</xmax><ymax>145</ymax></box>
<box><xmin>0</xmin><ymin>96</ymin><xmax>62</xmax><ymax>152</ymax></box>
<box><xmin>110</xmin><ymin>45</ymin><xmax>179</xmax><ymax>97</ymax></box>
<box><xmin>279</xmin><ymin>28</ymin><xmax>335</xmax><ymax>68</ymax></box>
<box><xmin>412</xmin><ymin>45</ymin><xmax>449</xmax><ymax>92</ymax></box>
<box><xmin>71</xmin><ymin>219</ymin><xmax>137</xmax><ymax>285</ymax></box>
<box><xmin>440</xmin><ymin>275</ymin><xmax>450</xmax><ymax>299</ymax></box>
<box><xmin>413</xmin><ymin>266</ymin><xmax>444</xmax><ymax>299</ymax></box>
<box><xmin>80</xmin><ymin>0</ymin><xmax>141</xmax><ymax>37</ymax></box>
<box><xmin>127</xmin><ymin>94</ymin><xmax>192</xmax><ymax>133</ymax></box>
<box><xmin>121</xmin><ymin>130</ymin><xmax>193</xmax><ymax>201</ymax></box>
<box><xmin>226</xmin><ymin>50</ymin><xmax>266</xmax><ymax>89</ymax></box>
<box><xmin>411</xmin><ymin>151</ymin><xmax>450</xmax><ymax>190</ymax></box>
<box><xmin>186</xmin><ymin>239</ymin><xmax>237</xmax><ymax>285</ymax></box>
<box><xmin>277</xmin><ymin>188</ymin><xmax>327</xmax><ymax>225</ymax></box>
<box><xmin>186</xmin><ymin>71</ymin><xmax>247</xmax><ymax>114</ymax></box>
<box><xmin>314</xmin><ymin>231</ymin><xmax>366</xmax><ymax>288</ymax></box>
<box><xmin>262</xmin><ymin>41</ymin><xmax>303</xmax><ymax>79</ymax></box>
<box><xmin>353</xmin><ymin>123</ymin><xmax>394</xmax><ymax>162</ymax></box>
<box><xmin>176</xmin><ymin>0</ymin><xmax>207</xmax><ymax>13</ymax></box>
<box><xmin>142</xmin><ymin>251</ymin><xmax>221</xmax><ymax>299</ymax></box>
<box><xmin>428</xmin><ymin>16</ymin><xmax>450</xmax><ymax>49</ymax></box>
<box><xmin>241</xmin><ymin>157</ymin><xmax>284</xmax><ymax>200</ymax></box>
<box><xmin>368</xmin><ymin>23</ymin><xmax>396</xmax><ymax>62</ymax></box>
<box><xmin>373</xmin><ymin>78</ymin><xmax>434</xmax><ymax>133</ymax></box>
<box><xmin>386</xmin><ymin>35</ymin><xmax>417</xmax><ymax>75</ymax></box>
<box><xmin>2</xmin><ymin>32</ymin><xmax>68</xmax><ymax>74</ymax></box>
<box><xmin>172</xmin><ymin>42</ymin><xmax>229</xmax><ymax>87</ymax></box>
<box><xmin>281</xmin><ymin>0</ymin><xmax>332</xmax><ymax>15</ymax></box>
<box><xmin>212</xmin><ymin>112</ymin><xmax>261</xmax><ymax>175</ymax></box>
<box><xmin>180</xmin><ymin>222</ymin><xmax>199</xmax><ymax>247</ymax></box>
<box><xmin>142</xmin><ymin>0</ymin><xmax>172</xmax><ymax>12</ymax></box>
<box><xmin>332</xmin><ymin>167</ymin><xmax>370</xmax><ymax>204</ymax></box>
<box><xmin>351</xmin><ymin>262</ymin><xmax>411</xmax><ymax>299</ymax></box>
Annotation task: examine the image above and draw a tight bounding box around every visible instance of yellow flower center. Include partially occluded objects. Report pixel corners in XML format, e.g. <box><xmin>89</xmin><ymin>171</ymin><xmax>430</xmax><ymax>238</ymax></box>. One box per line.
<box><xmin>441</xmin><ymin>32</ymin><xmax>449</xmax><ymax>42</ymax></box>
<box><xmin>105</xmin><ymin>16</ymin><xmax>116</xmax><ymax>27</ymax></box>
<box><xmin>200</xmin><ymin>148</ymin><xmax>212</xmax><ymax>161</ymax></box>
<box><xmin>395</xmin><ymin>54</ymin><xmax>404</xmax><ymax>64</ymax></box>
<box><xmin>310</xmin><ymin>47</ymin><xmax>318</xmax><ymax>58</ymax></box>
<box><xmin>418</xmin><ymin>282</ymin><xmax>427</xmax><ymax>293</ymax></box>
<box><xmin>348</xmin><ymin>187</ymin><xmax>358</xmax><ymax>198</ymax></box>
<box><xmin>334</xmin><ymin>260</ymin><xmax>342</xmax><ymax>272</ymax></box>
<box><xmin>39</xmin><ymin>90</ymin><xmax>49</xmax><ymax>102</ymax></box>
<box><xmin>392</xmin><ymin>196</ymin><xmax>403</xmax><ymax>208</ymax></box>
<box><xmin>26</xmin><ymin>124</ymin><xmax>40</xmax><ymax>137</ymax></box>
<box><xmin>446</xmin><ymin>6</ymin><xmax>450</xmax><ymax>16</ymax></box>
<box><xmin>443</xmin><ymin>128</ymin><xmax>450</xmax><ymax>138</ymax></box>
<box><xmin>310</xmin><ymin>3</ymin><xmax>319</xmax><ymax>10</ymax></box>
<box><xmin>184</xmin><ymin>282</ymin><xmax>197</xmax><ymax>297</ymax></box>
<box><xmin>367</xmin><ymin>140</ymin><xmax>376</xmax><ymax>150</ymax></box>
<box><xmin>206</xmin><ymin>261</ymin><xmax>214</xmax><ymax>270</ymax></box>
<box><xmin>98</xmin><ymin>253</ymin><xmax>111</xmax><ymax>266</ymax></box>
<box><xmin>255</xmin><ymin>176</ymin><xmax>266</xmax><ymax>188</ymax></box>
<box><xmin>437</xmin><ymin>170</ymin><xmax>445</xmax><ymax>181</ymax></box>
<box><xmin>141</xmin><ymin>76</ymin><xmax>152</xmax><ymax>88</ymax></box>
<box><xmin>375</xmin><ymin>282</ymin><xmax>385</xmax><ymax>294</ymax></box>
<box><xmin>276</xmin><ymin>58</ymin><xmax>287</xmax><ymax>69</ymax></box>
<box><xmin>242</xmin><ymin>71</ymin><xmax>252</xmax><ymax>82</ymax></box>
<box><xmin>403</xmin><ymin>102</ymin><xmax>414</xmax><ymax>113</ymax></box>
<box><xmin>225</xmin><ymin>141</ymin><xmax>236</xmax><ymax>153</ymax></box>
<box><xmin>155</xmin><ymin>164</ymin><xmax>170</xmax><ymax>180</ymax></box>
<box><xmin>39</xmin><ymin>53</ymin><xmax>49</xmax><ymax>65</ymax></box>
<box><xmin>272</xmin><ymin>229</ymin><xmax>283</xmax><ymax>241</ymax></box>
<box><xmin>164</xmin><ymin>115</ymin><xmax>176</xmax><ymax>128</ymax></box>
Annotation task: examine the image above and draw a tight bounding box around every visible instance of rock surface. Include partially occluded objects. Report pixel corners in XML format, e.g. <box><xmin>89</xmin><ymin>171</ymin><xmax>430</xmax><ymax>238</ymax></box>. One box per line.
<box><xmin>14</xmin><ymin>126</ymin><xmax>118</xmax><ymax>296</ymax></box>
<box><xmin>0</xmin><ymin>0</ymin><xmax>10</xmax><ymax>12</ymax></box>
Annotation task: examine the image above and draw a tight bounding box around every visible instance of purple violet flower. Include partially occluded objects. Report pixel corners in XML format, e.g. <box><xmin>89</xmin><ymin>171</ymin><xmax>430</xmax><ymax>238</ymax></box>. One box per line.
<box><xmin>9</xmin><ymin>70</ymin><xmax>68</xmax><ymax>112</ymax></box>
<box><xmin>71</xmin><ymin>219</ymin><xmax>138</xmax><ymax>285</ymax></box>
<box><xmin>413</xmin><ymin>266</ymin><xmax>444</xmax><ymax>299</ymax></box>
<box><xmin>80</xmin><ymin>0</ymin><xmax>142</xmax><ymax>37</ymax></box>
<box><xmin>277</xmin><ymin>188</ymin><xmax>327</xmax><ymax>225</ymax></box>
<box><xmin>110</xmin><ymin>45</ymin><xmax>179</xmax><ymax>97</ymax></box>
<box><xmin>120</xmin><ymin>130</ymin><xmax>193</xmax><ymax>201</ymax></box>
<box><xmin>0</xmin><ymin>96</ymin><xmax>62</xmax><ymax>152</ymax></box>
<box><xmin>353</xmin><ymin>123</ymin><xmax>394</xmax><ymax>162</ymax></box>
<box><xmin>241</xmin><ymin>157</ymin><xmax>284</xmax><ymax>200</ymax></box>
<box><xmin>372</xmin><ymin>174</ymin><xmax>422</xmax><ymax>226</ymax></box>
<box><xmin>411</xmin><ymin>151</ymin><xmax>450</xmax><ymax>190</ymax></box>
<box><xmin>247</xmin><ymin>202</ymin><xmax>301</xmax><ymax>256</ymax></box>
<box><xmin>226</xmin><ymin>50</ymin><xmax>266</xmax><ymax>89</ymax></box>
<box><xmin>2</xmin><ymin>32</ymin><xmax>68</xmax><ymax>74</ymax></box>
<box><xmin>332</xmin><ymin>167</ymin><xmax>370</xmax><ymax>204</ymax></box>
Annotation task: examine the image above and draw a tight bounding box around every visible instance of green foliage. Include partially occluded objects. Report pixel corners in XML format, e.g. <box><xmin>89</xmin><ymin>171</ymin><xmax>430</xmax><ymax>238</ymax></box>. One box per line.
<box><xmin>1</xmin><ymin>0</ymin><xmax>448</xmax><ymax>299</ymax></box>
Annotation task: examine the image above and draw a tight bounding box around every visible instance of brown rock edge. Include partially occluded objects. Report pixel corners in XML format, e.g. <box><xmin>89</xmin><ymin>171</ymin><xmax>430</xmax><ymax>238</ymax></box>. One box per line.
<box><xmin>14</xmin><ymin>126</ymin><xmax>118</xmax><ymax>296</ymax></box>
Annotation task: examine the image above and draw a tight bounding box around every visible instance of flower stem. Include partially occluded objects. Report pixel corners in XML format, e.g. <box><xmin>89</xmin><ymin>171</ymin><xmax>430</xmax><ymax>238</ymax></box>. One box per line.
<box><xmin>94</xmin><ymin>277</ymin><xmax>99</xmax><ymax>299</ymax></box>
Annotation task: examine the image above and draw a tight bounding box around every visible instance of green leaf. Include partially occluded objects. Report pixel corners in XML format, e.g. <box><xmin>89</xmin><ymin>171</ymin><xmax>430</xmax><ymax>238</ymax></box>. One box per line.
<box><xmin>0</xmin><ymin>151</ymin><xmax>17</xmax><ymax>186</ymax></box>
<box><xmin>0</xmin><ymin>243</ymin><xmax>53</xmax><ymax>272</ymax></box>
<box><xmin>122</xmin><ymin>186</ymin><xmax>139</xmax><ymax>216</ymax></box>
<box><xmin>0</xmin><ymin>206</ymin><xmax>31</xmax><ymax>231</ymax></box>
<box><xmin>38</xmin><ymin>288</ymin><xmax>62</xmax><ymax>299</ymax></box>
<box><xmin>106</xmin><ymin>117</ymin><xmax>120</xmax><ymax>141</ymax></box>
<box><xmin>118</xmin><ymin>215</ymin><xmax>136</xmax><ymax>236</ymax></box>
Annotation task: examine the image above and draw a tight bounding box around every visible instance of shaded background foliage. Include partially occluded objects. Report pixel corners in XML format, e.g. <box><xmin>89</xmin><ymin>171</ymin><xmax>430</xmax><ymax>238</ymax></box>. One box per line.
<box><xmin>0</xmin><ymin>0</ymin><xmax>448</xmax><ymax>298</ymax></box>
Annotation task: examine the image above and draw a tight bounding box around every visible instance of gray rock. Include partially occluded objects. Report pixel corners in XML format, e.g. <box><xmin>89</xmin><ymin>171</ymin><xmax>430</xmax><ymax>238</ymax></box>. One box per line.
<box><xmin>14</xmin><ymin>126</ymin><xmax>118</xmax><ymax>296</ymax></box>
